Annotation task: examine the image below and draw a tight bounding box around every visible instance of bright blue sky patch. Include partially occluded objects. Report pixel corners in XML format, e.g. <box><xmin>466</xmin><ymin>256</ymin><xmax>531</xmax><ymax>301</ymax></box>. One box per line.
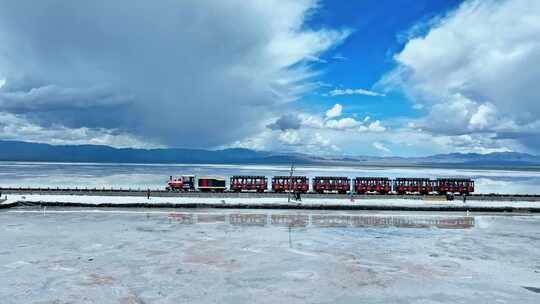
<box><xmin>298</xmin><ymin>0</ymin><xmax>462</xmax><ymax>120</ymax></box>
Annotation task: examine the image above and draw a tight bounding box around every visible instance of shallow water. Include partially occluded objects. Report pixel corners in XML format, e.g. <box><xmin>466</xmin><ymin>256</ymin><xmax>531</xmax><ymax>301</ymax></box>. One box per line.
<box><xmin>1</xmin><ymin>161</ymin><xmax>540</xmax><ymax>194</ymax></box>
<box><xmin>0</xmin><ymin>209</ymin><xmax>539</xmax><ymax>303</ymax></box>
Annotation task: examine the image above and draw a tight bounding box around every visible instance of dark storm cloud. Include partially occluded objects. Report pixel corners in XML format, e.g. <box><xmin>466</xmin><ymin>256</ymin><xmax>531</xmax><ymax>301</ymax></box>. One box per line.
<box><xmin>0</xmin><ymin>84</ymin><xmax>132</xmax><ymax>112</ymax></box>
<box><xmin>0</xmin><ymin>0</ymin><xmax>348</xmax><ymax>148</ymax></box>
<box><xmin>267</xmin><ymin>114</ymin><xmax>302</xmax><ymax>131</ymax></box>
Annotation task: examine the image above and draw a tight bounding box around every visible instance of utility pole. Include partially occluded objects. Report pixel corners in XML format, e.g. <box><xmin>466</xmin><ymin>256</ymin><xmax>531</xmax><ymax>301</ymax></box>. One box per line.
<box><xmin>287</xmin><ymin>161</ymin><xmax>295</xmax><ymax>203</ymax></box>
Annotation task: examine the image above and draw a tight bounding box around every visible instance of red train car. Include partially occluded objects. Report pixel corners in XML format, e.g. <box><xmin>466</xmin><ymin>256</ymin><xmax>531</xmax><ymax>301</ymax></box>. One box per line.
<box><xmin>355</xmin><ymin>177</ymin><xmax>391</xmax><ymax>194</ymax></box>
<box><xmin>394</xmin><ymin>178</ymin><xmax>433</xmax><ymax>195</ymax></box>
<box><xmin>271</xmin><ymin>176</ymin><xmax>309</xmax><ymax>193</ymax></box>
<box><xmin>312</xmin><ymin>176</ymin><xmax>350</xmax><ymax>194</ymax></box>
<box><xmin>437</xmin><ymin>178</ymin><xmax>474</xmax><ymax>195</ymax></box>
<box><xmin>230</xmin><ymin>175</ymin><xmax>268</xmax><ymax>193</ymax></box>
<box><xmin>166</xmin><ymin>175</ymin><xmax>195</xmax><ymax>192</ymax></box>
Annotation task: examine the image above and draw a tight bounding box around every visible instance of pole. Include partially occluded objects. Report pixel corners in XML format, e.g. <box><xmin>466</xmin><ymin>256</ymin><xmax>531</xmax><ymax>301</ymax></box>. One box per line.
<box><xmin>288</xmin><ymin>225</ymin><xmax>292</xmax><ymax>248</ymax></box>
<box><xmin>287</xmin><ymin>161</ymin><xmax>295</xmax><ymax>203</ymax></box>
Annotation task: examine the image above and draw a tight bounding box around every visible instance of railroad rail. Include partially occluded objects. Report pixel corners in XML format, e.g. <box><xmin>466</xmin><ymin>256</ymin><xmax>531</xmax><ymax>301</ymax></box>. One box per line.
<box><xmin>1</xmin><ymin>187</ymin><xmax>540</xmax><ymax>201</ymax></box>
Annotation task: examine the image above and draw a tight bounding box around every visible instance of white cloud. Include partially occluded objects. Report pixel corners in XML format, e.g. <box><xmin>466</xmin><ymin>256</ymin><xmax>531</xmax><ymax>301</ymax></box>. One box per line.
<box><xmin>332</xmin><ymin>54</ymin><xmax>348</xmax><ymax>61</ymax></box>
<box><xmin>380</xmin><ymin>0</ymin><xmax>540</xmax><ymax>153</ymax></box>
<box><xmin>325</xmin><ymin>117</ymin><xmax>360</xmax><ymax>129</ymax></box>
<box><xmin>469</xmin><ymin>102</ymin><xmax>497</xmax><ymax>131</ymax></box>
<box><xmin>0</xmin><ymin>78</ymin><xmax>5</xmax><ymax>89</ymax></box>
<box><xmin>275</xmin><ymin>129</ymin><xmax>336</xmax><ymax>154</ymax></box>
<box><xmin>304</xmin><ymin>55</ymin><xmax>328</xmax><ymax>63</ymax></box>
<box><xmin>298</xmin><ymin>113</ymin><xmax>325</xmax><ymax>129</ymax></box>
<box><xmin>231</xmin><ymin>102</ymin><xmax>391</xmax><ymax>155</ymax></box>
<box><xmin>278</xmin><ymin>130</ymin><xmax>302</xmax><ymax>145</ymax></box>
<box><xmin>232</xmin><ymin>114</ymin><xmax>524</xmax><ymax>156</ymax></box>
<box><xmin>373</xmin><ymin>141</ymin><xmax>390</xmax><ymax>153</ymax></box>
<box><xmin>367</xmin><ymin>120</ymin><xmax>386</xmax><ymax>132</ymax></box>
<box><xmin>325</xmin><ymin>103</ymin><xmax>343</xmax><ymax>118</ymax></box>
<box><xmin>0</xmin><ymin>112</ymin><xmax>157</xmax><ymax>148</ymax></box>
<box><xmin>328</xmin><ymin>88</ymin><xmax>385</xmax><ymax>97</ymax></box>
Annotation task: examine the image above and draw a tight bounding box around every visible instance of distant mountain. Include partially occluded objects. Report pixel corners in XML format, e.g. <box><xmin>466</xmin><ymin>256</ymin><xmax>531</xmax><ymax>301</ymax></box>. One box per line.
<box><xmin>1</xmin><ymin>140</ymin><xmax>539</xmax><ymax>169</ymax></box>
<box><xmin>2</xmin><ymin>140</ymin><xmax>329</xmax><ymax>164</ymax></box>
<box><xmin>0</xmin><ymin>140</ymin><xmax>299</xmax><ymax>164</ymax></box>
<box><xmin>420</xmin><ymin>152</ymin><xmax>540</xmax><ymax>166</ymax></box>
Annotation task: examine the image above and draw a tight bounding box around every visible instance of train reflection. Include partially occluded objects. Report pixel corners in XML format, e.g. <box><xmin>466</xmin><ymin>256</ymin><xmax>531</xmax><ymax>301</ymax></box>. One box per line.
<box><xmin>167</xmin><ymin>212</ymin><xmax>474</xmax><ymax>229</ymax></box>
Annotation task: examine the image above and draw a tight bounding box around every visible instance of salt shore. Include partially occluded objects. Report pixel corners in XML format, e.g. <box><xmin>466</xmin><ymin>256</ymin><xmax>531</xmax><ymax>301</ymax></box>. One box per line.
<box><xmin>2</xmin><ymin>194</ymin><xmax>540</xmax><ymax>212</ymax></box>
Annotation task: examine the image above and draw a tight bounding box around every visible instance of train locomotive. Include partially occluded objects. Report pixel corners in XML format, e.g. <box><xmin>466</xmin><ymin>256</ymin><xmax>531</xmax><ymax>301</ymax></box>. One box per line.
<box><xmin>167</xmin><ymin>175</ymin><xmax>226</xmax><ymax>192</ymax></box>
<box><xmin>166</xmin><ymin>175</ymin><xmax>195</xmax><ymax>191</ymax></box>
<box><xmin>167</xmin><ymin>175</ymin><xmax>474</xmax><ymax>195</ymax></box>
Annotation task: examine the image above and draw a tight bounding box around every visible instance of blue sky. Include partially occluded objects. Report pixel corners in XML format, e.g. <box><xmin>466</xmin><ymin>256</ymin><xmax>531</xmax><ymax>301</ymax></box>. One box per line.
<box><xmin>0</xmin><ymin>0</ymin><xmax>539</xmax><ymax>156</ymax></box>
<box><xmin>299</xmin><ymin>0</ymin><xmax>461</xmax><ymax>120</ymax></box>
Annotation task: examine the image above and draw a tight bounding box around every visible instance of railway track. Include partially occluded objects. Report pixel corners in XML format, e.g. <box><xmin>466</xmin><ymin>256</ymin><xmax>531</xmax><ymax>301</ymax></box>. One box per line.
<box><xmin>1</xmin><ymin>187</ymin><xmax>540</xmax><ymax>201</ymax></box>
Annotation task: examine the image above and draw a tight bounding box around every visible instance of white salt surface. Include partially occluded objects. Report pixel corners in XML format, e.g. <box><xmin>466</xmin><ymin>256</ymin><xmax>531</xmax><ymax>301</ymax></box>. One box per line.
<box><xmin>3</xmin><ymin>194</ymin><xmax>540</xmax><ymax>209</ymax></box>
<box><xmin>1</xmin><ymin>207</ymin><xmax>539</xmax><ymax>303</ymax></box>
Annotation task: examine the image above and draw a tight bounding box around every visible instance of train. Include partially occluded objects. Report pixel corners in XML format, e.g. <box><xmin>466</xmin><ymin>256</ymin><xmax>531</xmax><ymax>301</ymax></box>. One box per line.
<box><xmin>167</xmin><ymin>175</ymin><xmax>474</xmax><ymax>195</ymax></box>
<box><xmin>167</xmin><ymin>175</ymin><xmax>226</xmax><ymax>192</ymax></box>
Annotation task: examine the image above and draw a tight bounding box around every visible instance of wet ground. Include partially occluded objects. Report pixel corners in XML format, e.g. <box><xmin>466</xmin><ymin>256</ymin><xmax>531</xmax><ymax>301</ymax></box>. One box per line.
<box><xmin>1</xmin><ymin>208</ymin><xmax>539</xmax><ymax>303</ymax></box>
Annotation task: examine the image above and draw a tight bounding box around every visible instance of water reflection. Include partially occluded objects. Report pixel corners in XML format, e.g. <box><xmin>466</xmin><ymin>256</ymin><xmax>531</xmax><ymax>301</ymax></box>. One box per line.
<box><xmin>167</xmin><ymin>212</ymin><xmax>474</xmax><ymax>229</ymax></box>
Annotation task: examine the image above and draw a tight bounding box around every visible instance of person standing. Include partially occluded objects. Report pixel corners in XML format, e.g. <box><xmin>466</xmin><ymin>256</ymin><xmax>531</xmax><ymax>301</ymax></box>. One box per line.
<box><xmin>147</xmin><ymin>188</ymin><xmax>150</xmax><ymax>200</ymax></box>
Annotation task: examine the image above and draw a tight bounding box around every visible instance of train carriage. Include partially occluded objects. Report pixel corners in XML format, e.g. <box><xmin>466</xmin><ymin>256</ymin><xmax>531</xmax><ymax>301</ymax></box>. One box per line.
<box><xmin>198</xmin><ymin>177</ymin><xmax>226</xmax><ymax>192</ymax></box>
<box><xmin>355</xmin><ymin>177</ymin><xmax>391</xmax><ymax>194</ymax></box>
<box><xmin>312</xmin><ymin>176</ymin><xmax>350</xmax><ymax>194</ymax></box>
<box><xmin>436</xmin><ymin>178</ymin><xmax>474</xmax><ymax>195</ymax></box>
<box><xmin>271</xmin><ymin>176</ymin><xmax>309</xmax><ymax>193</ymax></box>
<box><xmin>394</xmin><ymin>178</ymin><xmax>433</xmax><ymax>195</ymax></box>
<box><xmin>230</xmin><ymin>175</ymin><xmax>268</xmax><ymax>193</ymax></box>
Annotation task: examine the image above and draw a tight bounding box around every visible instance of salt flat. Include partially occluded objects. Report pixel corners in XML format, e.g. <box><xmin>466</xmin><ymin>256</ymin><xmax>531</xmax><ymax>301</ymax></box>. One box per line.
<box><xmin>1</xmin><ymin>208</ymin><xmax>539</xmax><ymax>303</ymax></box>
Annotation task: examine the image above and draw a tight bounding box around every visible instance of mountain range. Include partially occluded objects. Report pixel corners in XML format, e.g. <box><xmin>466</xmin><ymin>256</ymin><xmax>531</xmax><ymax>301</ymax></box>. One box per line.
<box><xmin>1</xmin><ymin>140</ymin><xmax>539</xmax><ymax>169</ymax></box>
